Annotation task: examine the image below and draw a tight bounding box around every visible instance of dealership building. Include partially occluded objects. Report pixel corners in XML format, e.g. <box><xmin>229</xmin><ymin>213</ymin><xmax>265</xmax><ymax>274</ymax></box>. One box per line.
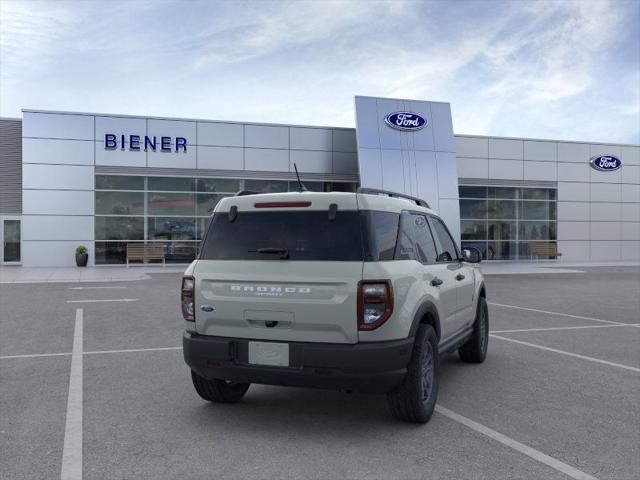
<box><xmin>0</xmin><ymin>95</ymin><xmax>638</xmax><ymax>267</ymax></box>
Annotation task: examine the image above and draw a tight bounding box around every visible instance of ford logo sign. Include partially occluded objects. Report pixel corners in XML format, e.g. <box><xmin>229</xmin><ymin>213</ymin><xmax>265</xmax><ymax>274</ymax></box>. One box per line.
<box><xmin>384</xmin><ymin>112</ymin><xmax>427</xmax><ymax>131</ymax></box>
<box><xmin>590</xmin><ymin>155</ymin><xmax>622</xmax><ymax>172</ymax></box>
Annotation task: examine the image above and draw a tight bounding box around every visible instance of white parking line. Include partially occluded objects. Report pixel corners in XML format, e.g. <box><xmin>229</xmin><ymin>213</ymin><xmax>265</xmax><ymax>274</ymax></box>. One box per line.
<box><xmin>60</xmin><ymin>308</ymin><xmax>83</xmax><ymax>480</ymax></box>
<box><xmin>488</xmin><ymin>302</ymin><xmax>625</xmax><ymax>326</ymax></box>
<box><xmin>490</xmin><ymin>334</ymin><xmax>640</xmax><ymax>373</ymax></box>
<box><xmin>66</xmin><ymin>298</ymin><xmax>138</xmax><ymax>304</ymax></box>
<box><xmin>0</xmin><ymin>351</ymin><xmax>72</xmax><ymax>360</ymax></box>
<box><xmin>491</xmin><ymin>323</ymin><xmax>640</xmax><ymax>334</ymax></box>
<box><xmin>435</xmin><ymin>405</ymin><xmax>598</xmax><ymax>480</ymax></box>
<box><xmin>68</xmin><ymin>286</ymin><xmax>127</xmax><ymax>290</ymax></box>
<box><xmin>83</xmin><ymin>346</ymin><xmax>182</xmax><ymax>355</ymax></box>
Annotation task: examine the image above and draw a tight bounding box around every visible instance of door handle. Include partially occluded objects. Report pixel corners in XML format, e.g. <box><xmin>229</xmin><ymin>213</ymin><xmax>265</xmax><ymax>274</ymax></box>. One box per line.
<box><xmin>431</xmin><ymin>277</ymin><xmax>443</xmax><ymax>287</ymax></box>
<box><xmin>455</xmin><ymin>273</ymin><xmax>466</xmax><ymax>281</ymax></box>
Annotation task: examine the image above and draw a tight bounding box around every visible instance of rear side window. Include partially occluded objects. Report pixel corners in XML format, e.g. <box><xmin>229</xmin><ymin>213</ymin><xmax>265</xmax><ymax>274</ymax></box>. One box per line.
<box><xmin>396</xmin><ymin>213</ymin><xmax>438</xmax><ymax>263</ymax></box>
<box><xmin>360</xmin><ymin>211</ymin><xmax>399</xmax><ymax>261</ymax></box>
<box><xmin>430</xmin><ymin>216</ymin><xmax>458</xmax><ymax>262</ymax></box>
<box><xmin>200</xmin><ymin>210</ymin><xmax>363</xmax><ymax>261</ymax></box>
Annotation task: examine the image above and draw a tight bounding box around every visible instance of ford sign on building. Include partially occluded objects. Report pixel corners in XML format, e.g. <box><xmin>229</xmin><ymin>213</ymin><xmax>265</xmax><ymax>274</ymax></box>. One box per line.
<box><xmin>0</xmin><ymin>95</ymin><xmax>638</xmax><ymax>267</ymax></box>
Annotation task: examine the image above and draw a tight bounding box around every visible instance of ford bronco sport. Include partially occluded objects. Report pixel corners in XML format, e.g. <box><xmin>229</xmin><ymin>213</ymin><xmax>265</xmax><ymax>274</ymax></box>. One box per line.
<box><xmin>182</xmin><ymin>188</ymin><xmax>487</xmax><ymax>423</ymax></box>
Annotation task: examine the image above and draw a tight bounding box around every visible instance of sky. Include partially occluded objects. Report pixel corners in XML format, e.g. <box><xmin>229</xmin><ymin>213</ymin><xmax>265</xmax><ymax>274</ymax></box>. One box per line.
<box><xmin>1</xmin><ymin>0</ymin><xmax>639</xmax><ymax>143</ymax></box>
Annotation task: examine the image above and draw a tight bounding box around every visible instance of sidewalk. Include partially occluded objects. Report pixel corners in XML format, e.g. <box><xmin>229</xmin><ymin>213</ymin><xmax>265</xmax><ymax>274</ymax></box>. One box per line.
<box><xmin>0</xmin><ymin>265</ymin><xmax>187</xmax><ymax>284</ymax></box>
<box><xmin>480</xmin><ymin>260</ymin><xmax>640</xmax><ymax>275</ymax></box>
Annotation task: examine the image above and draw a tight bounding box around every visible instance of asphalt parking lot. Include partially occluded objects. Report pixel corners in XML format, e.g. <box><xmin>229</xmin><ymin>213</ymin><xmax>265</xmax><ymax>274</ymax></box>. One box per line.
<box><xmin>1</xmin><ymin>266</ymin><xmax>639</xmax><ymax>480</ymax></box>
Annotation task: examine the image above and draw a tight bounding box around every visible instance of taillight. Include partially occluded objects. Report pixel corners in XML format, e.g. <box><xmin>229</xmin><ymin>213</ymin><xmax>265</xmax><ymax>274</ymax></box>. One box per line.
<box><xmin>181</xmin><ymin>276</ymin><xmax>195</xmax><ymax>321</ymax></box>
<box><xmin>357</xmin><ymin>280</ymin><xmax>393</xmax><ymax>331</ymax></box>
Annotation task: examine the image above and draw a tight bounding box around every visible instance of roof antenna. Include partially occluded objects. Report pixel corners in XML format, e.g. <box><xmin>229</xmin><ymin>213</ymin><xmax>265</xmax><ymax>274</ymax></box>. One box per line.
<box><xmin>293</xmin><ymin>163</ymin><xmax>308</xmax><ymax>192</ymax></box>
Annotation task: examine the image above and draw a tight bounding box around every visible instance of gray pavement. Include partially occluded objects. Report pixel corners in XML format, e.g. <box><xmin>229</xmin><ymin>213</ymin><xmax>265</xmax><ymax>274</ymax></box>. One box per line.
<box><xmin>1</xmin><ymin>267</ymin><xmax>639</xmax><ymax>479</ymax></box>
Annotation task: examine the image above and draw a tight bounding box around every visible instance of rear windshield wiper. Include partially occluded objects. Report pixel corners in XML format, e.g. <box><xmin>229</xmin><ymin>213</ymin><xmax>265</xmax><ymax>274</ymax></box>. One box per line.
<box><xmin>248</xmin><ymin>247</ymin><xmax>290</xmax><ymax>259</ymax></box>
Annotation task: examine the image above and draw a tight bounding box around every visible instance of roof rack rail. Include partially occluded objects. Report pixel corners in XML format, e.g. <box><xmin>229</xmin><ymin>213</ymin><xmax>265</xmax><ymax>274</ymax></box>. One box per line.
<box><xmin>235</xmin><ymin>190</ymin><xmax>260</xmax><ymax>196</ymax></box>
<box><xmin>357</xmin><ymin>187</ymin><xmax>430</xmax><ymax>208</ymax></box>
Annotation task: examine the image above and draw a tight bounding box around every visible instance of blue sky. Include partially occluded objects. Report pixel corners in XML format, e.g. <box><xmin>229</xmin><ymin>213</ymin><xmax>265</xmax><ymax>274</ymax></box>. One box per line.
<box><xmin>1</xmin><ymin>0</ymin><xmax>638</xmax><ymax>143</ymax></box>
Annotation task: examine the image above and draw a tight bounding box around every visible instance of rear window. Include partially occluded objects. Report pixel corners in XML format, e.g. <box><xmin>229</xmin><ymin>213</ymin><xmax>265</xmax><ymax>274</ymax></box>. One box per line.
<box><xmin>200</xmin><ymin>209</ymin><xmax>402</xmax><ymax>262</ymax></box>
<box><xmin>200</xmin><ymin>210</ymin><xmax>364</xmax><ymax>261</ymax></box>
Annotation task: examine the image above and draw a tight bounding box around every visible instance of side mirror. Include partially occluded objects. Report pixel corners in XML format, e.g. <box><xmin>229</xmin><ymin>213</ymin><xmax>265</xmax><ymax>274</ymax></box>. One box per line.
<box><xmin>462</xmin><ymin>247</ymin><xmax>482</xmax><ymax>263</ymax></box>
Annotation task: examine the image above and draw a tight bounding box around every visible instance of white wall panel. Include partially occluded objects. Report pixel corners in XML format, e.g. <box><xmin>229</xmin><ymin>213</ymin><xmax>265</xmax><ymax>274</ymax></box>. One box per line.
<box><xmin>590</xmin><ymin>144</ymin><xmax>622</xmax><ymax>159</ymax></box>
<box><xmin>380</xmin><ymin>150</ymin><xmax>404</xmax><ymax>192</ymax></box>
<box><xmin>558</xmin><ymin>182</ymin><xmax>589</xmax><ymax>201</ymax></box>
<box><xmin>244</xmin><ymin>148</ymin><xmax>288</xmax><ymax>172</ymax></box>
<box><xmin>590</xmin><ymin>241</ymin><xmax>620</xmax><ymax>261</ymax></box>
<box><xmin>590</xmin><ymin>203</ymin><xmax>621</xmax><ymax>221</ymax></box>
<box><xmin>147</xmin><ymin>149</ymin><xmax>196</xmax><ymax>169</ymax></box>
<box><xmin>332</xmin><ymin>152</ymin><xmax>358</xmax><ymax>174</ymax></box>
<box><xmin>22</xmin><ymin>241</ymin><xmax>95</xmax><ymax>267</ymax></box>
<box><xmin>590</xmin><ymin>183</ymin><xmax>621</xmax><ymax>202</ymax></box>
<box><xmin>488</xmin><ymin>159</ymin><xmax>523</xmax><ymax>180</ymax></box>
<box><xmin>557</xmin><ymin>142</ymin><xmax>589</xmax><ymax>163</ymax></box>
<box><xmin>436</xmin><ymin>152</ymin><xmax>459</xmax><ymax>199</ymax></box>
<box><xmin>430</xmin><ymin>102</ymin><xmax>455</xmax><ymax>153</ymax></box>
<box><xmin>197</xmin><ymin>122</ymin><xmax>243</xmax><ymax>147</ymax></box>
<box><xmin>621</xmin><ymin>145</ymin><xmax>640</xmax><ymax>165</ymax></box>
<box><xmin>455</xmin><ymin>136</ymin><xmax>488</xmax><ymax>158</ymax></box>
<box><xmin>197</xmin><ymin>146</ymin><xmax>243</xmax><ymax>170</ymax></box>
<box><xmin>489</xmin><ymin>138</ymin><xmax>523</xmax><ymax>160</ymax></box>
<box><xmin>377</xmin><ymin>98</ymin><xmax>406</xmax><ymax>151</ymax></box>
<box><xmin>23</xmin><ymin>164</ymin><xmax>94</xmax><ymax>190</ymax></box>
<box><xmin>332</xmin><ymin>130</ymin><xmax>357</xmax><ymax>152</ymax></box>
<box><xmin>357</xmin><ymin>148</ymin><xmax>383</xmax><ymax>188</ymax></box>
<box><xmin>23</xmin><ymin>112</ymin><xmax>94</xmax><ymax>140</ymax></box>
<box><xmin>290</xmin><ymin>150</ymin><xmax>332</xmax><ymax>174</ymax></box>
<box><xmin>147</xmin><ymin>119</ymin><xmax>196</xmax><ymax>145</ymax></box>
<box><xmin>95</xmin><ymin>116</ymin><xmax>146</xmax><ymax>141</ymax></box>
<box><xmin>558</xmin><ymin>162</ymin><xmax>589</xmax><ymax>182</ymax></box>
<box><xmin>415</xmin><ymin>150</ymin><xmax>439</xmax><ymax>211</ymax></box>
<box><xmin>95</xmin><ymin>146</ymin><xmax>147</xmax><ymax>167</ymax></box>
<box><xmin>622</xmin><ymin>222</ymin><xmax>640</xmax><ymax>241</ymax></box>
<box><xmin>621</xmin><ymin>184</ymin><xmax>640</xmax><ymax>203</ymax></box>
<box><xmin>557</xmin><ymin>241</ymin><xmax>589</xmax><ymax>261</ymax></box>
<box><xmin>22</xmin><ymin>215</ymin><xmax>93</xmax><ymax>241</ymax></box>
<box><xmin>590</xmin><ymin>222</ymin><xmax>620</xmax><ymax>240</ymax></box>
<box><xmin>557</xmin><ymin>221</ymin><xmax>589</xmax><ymax>241</ymax></box>
<box><xmin>558</xmin><ymin>202</ymin><xmax>590</xmax><ymax>221</ymax></box>
<box><xmin>524</xmin><ymin>141</ymin><xmax>556</xmax><ymax>161</ymax></box>
<box><xmin>23</xmin><ymin>138</ymin><xmax>94</xmax><ymax>166</ymax></box>
<box><xmin>622</xmin><ymin>203</ymin><xmax>640</xmax><ymax>222</ymax></box>
<box><xmin>524</xmin><ymin>161</ymin><xmax>556</xmax><ymax>181</ymax></box>
<box><xmin>457</xmin><ymin>157</ymin><xmax>488</xmax><ymax>179</ymax></box>
<box><xmin>354</xmin><ymin>98</ymin><xmax>381</xmax><ymax>150</ymax></box>
<box><xmin>590</xmin><ymin>166</ymin><xmax>621</xmax><ymax>184</ymax></box>
<box><xmin>290</xmin><ymin>128</ymin><xmax>332</xmax><ymax>151</ymax></box>
<box><xmin>621</xmin><ymin>241</ymin><xmax>640</xmax><ymax>259</ymax></box>
<box><xmin>23</xmin><ymin>190</ymin><xmax>94</xmax><ymax>215</ymax></box>
<box><xmin>621</xmin><ymin>165</ymin><xmax>640</xmax><ymax>184</ymax></box>
<box><xmin>245</xmin><ymin>125</ymin><xmax>288</xmax><ymax>149</ymax></box>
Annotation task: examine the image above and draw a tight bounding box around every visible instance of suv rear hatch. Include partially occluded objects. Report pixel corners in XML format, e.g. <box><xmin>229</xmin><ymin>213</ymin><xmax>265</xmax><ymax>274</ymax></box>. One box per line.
<box><xmin>193</xmin><ymin>193</ymin><xmax>363</xmax><ymax>344</ymax></box>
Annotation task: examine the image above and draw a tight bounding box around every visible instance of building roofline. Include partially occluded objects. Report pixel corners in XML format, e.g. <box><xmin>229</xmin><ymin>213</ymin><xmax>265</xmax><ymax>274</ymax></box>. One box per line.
<box><xmin>20</xmin><ymin>108</ymin><xmax>356</xmax><ymax>131</ymax></box>
<box><xmin>354</xmin><ymin>95</ymin><xmax>451</xmax><ymax>105</ymax></box>
<box><xmin>18</xmin><ymin>109</ymin><xmax>639</xmax><ymax>147</ymax></box>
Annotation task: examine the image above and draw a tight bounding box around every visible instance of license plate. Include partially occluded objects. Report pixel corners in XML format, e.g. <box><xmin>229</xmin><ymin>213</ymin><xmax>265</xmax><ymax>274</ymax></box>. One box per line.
<box><xmin>248</xmin><ymin>341</ymin><xmax>289</xmax><ymax>367</ymax></box>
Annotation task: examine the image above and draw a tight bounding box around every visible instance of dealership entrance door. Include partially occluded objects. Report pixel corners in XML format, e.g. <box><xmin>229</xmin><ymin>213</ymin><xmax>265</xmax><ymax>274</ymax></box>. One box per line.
<box><xmin>1</xmin><ymin>217</ymin><xmax>21</xmax><ymax>264</ymax></box>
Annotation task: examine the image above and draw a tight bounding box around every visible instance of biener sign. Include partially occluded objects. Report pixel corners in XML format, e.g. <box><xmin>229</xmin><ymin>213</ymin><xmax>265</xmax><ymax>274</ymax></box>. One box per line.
<box><xmin>104</xmin><ymin>134</ymin><xmax>188</xmax><ymax>152</ymax></box>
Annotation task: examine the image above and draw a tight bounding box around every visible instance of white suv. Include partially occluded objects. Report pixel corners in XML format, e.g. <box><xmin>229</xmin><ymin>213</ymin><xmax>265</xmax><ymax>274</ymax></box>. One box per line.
<box><xmin>182</xmin><ymin>188</ymin><xmax>488</xmax><ymax>423</ymax></box>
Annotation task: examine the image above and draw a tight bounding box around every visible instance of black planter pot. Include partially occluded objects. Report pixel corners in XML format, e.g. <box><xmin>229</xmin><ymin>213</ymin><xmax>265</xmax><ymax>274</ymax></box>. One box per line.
<box><xmin>75</xmin><ymin>253</ymin><xmax>88</xmax><ymax>267</ymax></box>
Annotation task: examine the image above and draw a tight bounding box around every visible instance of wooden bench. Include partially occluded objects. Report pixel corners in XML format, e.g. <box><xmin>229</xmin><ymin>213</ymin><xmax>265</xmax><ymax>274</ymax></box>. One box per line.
<box><xmin>530</xmin><ymin>242</ymin><xmax>562</xmax><ymax>260</ymax></box>
<box><xmin>126</xmin><ymin>244</ymin><xmax>166</xmax><ymax>266</ymax></box>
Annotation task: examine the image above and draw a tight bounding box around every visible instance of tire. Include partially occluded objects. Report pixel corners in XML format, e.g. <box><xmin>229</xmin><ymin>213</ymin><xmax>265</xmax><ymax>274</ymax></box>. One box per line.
<box><xmin>191</xmin><ymin>371</ymin><xmax>250</xmax><ymax>403</ymax></box>
<box><xmin>387</xmin><ymin>324</ymin><xmax>439</xmax><ymax>424</ymax></box>
<box><xmin>458</xmin><ymin>296</ymin><xmax>489</xmax><ymax>363</ymax></box>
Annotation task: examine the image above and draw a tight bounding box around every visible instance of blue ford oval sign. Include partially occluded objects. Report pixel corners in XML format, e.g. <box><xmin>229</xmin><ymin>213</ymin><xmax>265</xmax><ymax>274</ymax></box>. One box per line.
<box><xmin>590</xmin><ymin>155</ymin><xmax>622</xmax><ymax>172</ymax></box>
<box><xmin>384</xmin><ymin>112</ymin><xmax>427</xmax><ymax>131</ymax></box>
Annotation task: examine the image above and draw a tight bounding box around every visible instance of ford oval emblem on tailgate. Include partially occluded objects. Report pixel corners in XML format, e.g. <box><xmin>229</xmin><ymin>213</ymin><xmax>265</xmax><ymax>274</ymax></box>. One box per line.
<box><xmin>200</xmin><ymin>305</ymin><xmax>215</xmax><ymax>312</ymax></box>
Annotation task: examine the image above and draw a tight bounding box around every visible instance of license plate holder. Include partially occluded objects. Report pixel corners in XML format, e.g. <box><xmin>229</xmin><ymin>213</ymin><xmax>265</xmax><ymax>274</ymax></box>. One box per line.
<box><xmin>248</xmin><ymin>341</ymin><xmax>290</xmax><ymax>367</ymax></box>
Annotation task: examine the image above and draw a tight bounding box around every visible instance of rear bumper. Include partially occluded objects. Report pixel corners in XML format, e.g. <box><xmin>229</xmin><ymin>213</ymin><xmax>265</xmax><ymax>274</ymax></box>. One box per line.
<box><xmin>183</xmin><ymin>332</ymin><xmax>414</xmax><ymax>394</ymax></box>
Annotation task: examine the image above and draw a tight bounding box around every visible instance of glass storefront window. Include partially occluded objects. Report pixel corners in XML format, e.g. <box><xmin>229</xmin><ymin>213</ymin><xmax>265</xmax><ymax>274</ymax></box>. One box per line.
<box><xmin>196</xmin><ymin>193</ymin><xmax>227</xmax><ymax>216</ymax></box>
<box><xmin>147</xmin><ymin>192</ymin><xmax>195</xmax><ymax>216</ymax></box>
<box><xmin>147</xmin><ymin>217</ymin><xmax>196</xmax><ymax>241</ymax></box>
<box><xmin>244</xmin><ymin>179</ymin><xmax>288</xmax><ymax>193</ymax></box>
<box><xmin>95</xmin><ymin>175</ymin><xmax>144</xmax><ymax>190</ymax></box>
<box><xmin>196</xmin><ymin>178</ymin><xmax>240</xmax><ymax>193</ymax></box>
<box><xmin>147</xmin><ymin>176</ymin><xmax>195</xmax><ymax>192</ymax></box>
<box><xmin>458</xmin><ymin>185</ymin><xmax>557</xmax><ymax>260</ymax></box>
<box><xmin>95</xmin><ymin>216</ymin><xmax>144</xmax><ymax>240</ymax></box>
<box><xmin>95</xmin><ymin>191</ymin><xmax>144</xmax><ymax>215</ymax></box>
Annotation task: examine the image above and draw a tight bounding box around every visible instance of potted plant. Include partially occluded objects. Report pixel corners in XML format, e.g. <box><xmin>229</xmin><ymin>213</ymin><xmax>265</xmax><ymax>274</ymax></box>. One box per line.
<box><xmin>75</xmin><ymin>245</ymin><xmax>88</xmax><ymax>267</ymax></box>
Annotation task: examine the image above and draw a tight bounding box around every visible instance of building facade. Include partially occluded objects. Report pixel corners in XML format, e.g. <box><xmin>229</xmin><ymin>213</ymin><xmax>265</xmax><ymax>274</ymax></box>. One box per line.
<box><xmin>0</xmin><ymin>101</ymin><xmax>638</xmax><ymax>267</ymax></box>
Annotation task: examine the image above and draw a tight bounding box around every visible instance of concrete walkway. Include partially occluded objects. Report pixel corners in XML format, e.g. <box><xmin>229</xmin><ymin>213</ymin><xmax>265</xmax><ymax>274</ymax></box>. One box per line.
<box><xmin>0</xmin><ymin>265</ymin><xmax>186</xmax><ymax>284</ymax></box>
<box><xmin>480</xmin><ymin>260</ymin><xmax>640</xmax><ymax>275</ymax></box>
